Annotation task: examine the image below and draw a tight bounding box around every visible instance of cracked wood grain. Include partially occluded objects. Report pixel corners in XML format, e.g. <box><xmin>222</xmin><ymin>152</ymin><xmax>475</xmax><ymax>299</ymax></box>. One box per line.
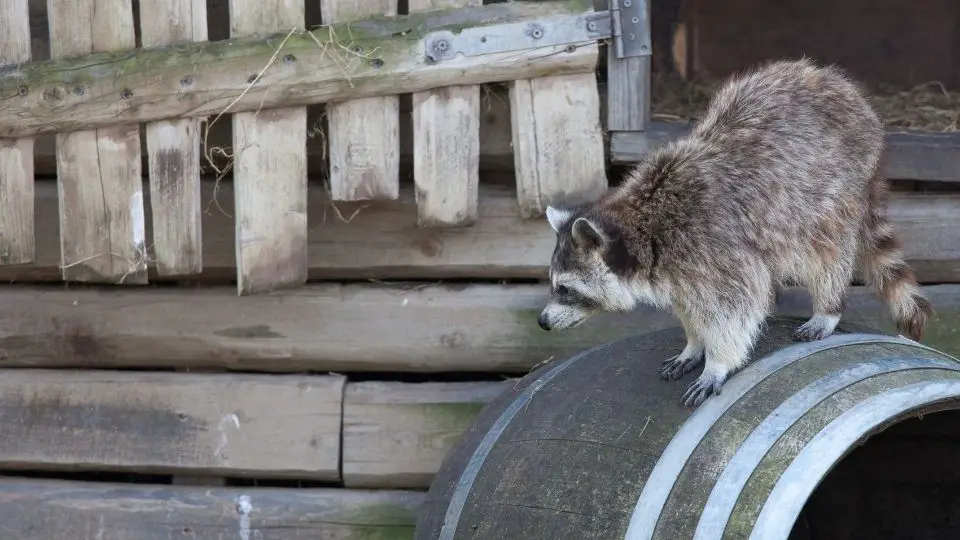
<box><xmin>510</xmin><ymin>66</ymin><xmax>608</xmax><ymax>218</ymax></box>
<box><xmin>228</xmin><ymin>0</ymin><xmax>308</xmax><ymax>295</ymax></box>
<box><xmin>0</xmin><ymin>0</ymin><xmax>34</xmax><ymax>265</ymax></box>
<box><xmin>139</xmin><ymin>0</ymin><xmax>206</xmax><ymax>276</ymax></box>
<box><xmin>410</xmin><ymin>0</ymin><xmax>482</xmax><ymax>227</ymax></box>
<box><xmin>321</xmin><ymin>0</ymin><xmax>400</xmax><ymax>202</ymax></box>
<box><xmin>47</xmin><ymin>0</ymin><xmax>147</xmax><ymax>284</ymax></box>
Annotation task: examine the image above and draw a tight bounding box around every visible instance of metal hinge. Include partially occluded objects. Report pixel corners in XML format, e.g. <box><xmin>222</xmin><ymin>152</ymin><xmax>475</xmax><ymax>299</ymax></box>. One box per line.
<box><xmin>422</xmin><ymin>1</ymin><xmax>650</xmax><ymax>64</ymax></box>
<box><xmin>610</xmin><ymin>0</ymin><xmax>651</xmax><ymax>58</ymax></box>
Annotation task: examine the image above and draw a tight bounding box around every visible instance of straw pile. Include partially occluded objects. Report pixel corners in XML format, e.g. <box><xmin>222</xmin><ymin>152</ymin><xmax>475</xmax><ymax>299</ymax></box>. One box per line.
<box><xmin>651</xmin><ymin>73</ymin><xmax>960</xmax><ymax>132</ymax></box>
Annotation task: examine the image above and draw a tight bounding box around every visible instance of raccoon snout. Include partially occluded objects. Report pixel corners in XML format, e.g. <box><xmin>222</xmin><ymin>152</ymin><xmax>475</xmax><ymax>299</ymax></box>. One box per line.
<box><xmin>537</xmin><ymin>312</ymin><xmax>552</xmax><ymax>331</ymax></box>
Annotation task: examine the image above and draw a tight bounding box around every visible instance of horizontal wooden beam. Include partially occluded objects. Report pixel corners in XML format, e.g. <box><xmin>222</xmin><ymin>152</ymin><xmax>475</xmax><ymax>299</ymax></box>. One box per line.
<box><xmin>0</xmin><ymin>478</ymin><xmax>424</xmax><ymax>539</ymax></box>
<box><xmin>0</xmin><ymin>370</ymin><xmax>345</xmax><ymax>479</ymax></box>
<box><xmin>609</xmin><ymin>122</ymin><xmax>960</xmax><ymax>183</ymax></box>
<box><xmin>3</xmin><ymin>179</ymin><xmax>959</xmax><ymax>284</ymax></box>
<box><xmin>0</xmin><ymin>283</ymin><xmax>958</xmax><ymax>373</ymax></box>
<box><xmin>0</xmin><ymin>1</ymin><xmax>598</xmax><ymax>139</ymax></box>
<box><xmin>343</xmin><ymin>380</ymin><xmax>510</xmax><ymax>488</ymax></box>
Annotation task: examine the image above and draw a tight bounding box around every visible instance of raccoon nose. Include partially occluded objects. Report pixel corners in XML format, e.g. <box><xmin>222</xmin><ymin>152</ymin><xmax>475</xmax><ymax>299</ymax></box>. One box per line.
<box><xmin>537</xmin><ymin>312</ymin><xmax>551</xmax><ymax>331</ymax></box>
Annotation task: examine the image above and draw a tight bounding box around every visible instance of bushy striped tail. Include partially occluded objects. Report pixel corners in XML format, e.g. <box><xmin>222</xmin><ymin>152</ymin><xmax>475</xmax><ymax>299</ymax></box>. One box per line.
<box><xmin>858</xmin><ymin>173</ymin><xmax>933</xmax><ymax>341</ymax></box>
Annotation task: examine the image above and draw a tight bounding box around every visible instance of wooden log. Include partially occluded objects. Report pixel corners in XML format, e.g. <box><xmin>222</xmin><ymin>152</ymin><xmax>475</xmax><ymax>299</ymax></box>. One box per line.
<box><xmin>0</xmin><ymin>370</ymin><xmax>344</xmax><ymax>479</ymax></box>
<box><xmin>342</xmin><ymin>380</ymin><xmax>510</xmax><ymax>488</ymax></box>
<box><xmin>610</xmin><ymin>122</ymin><xmax>960</xmax><ymax>183</ymax></box>
<box><xmin>0</xmin><ymin>0</ymin><xmax>35</xmax><ymax>266</ymax></box>
<box><xmin>228</xmin><ymin>1</ymin><xmax>309</xmax><ymax>295</ymax></box>
<box><xmin>139</xmin><ymin>0</ymin><xmax>206</xmax><ymax>276</ymax></box>
<box><xmin>0</xmin><ymin>281</ymin><xmax>959</xmax><ymax>373</ymax></box>
<box><xmin>47</xmin><ymin>0</ymin><xmax>147</xmax><ymax>284</ymax></box>
<box><xmin>2</xmin><ymin>180</ymin><xmax>959</xmax><ymax>284</ymax></box>
<box><xmin>410</xmin><ymin>0</ymin><xmax>482</xmax><ymax>225</ymax></box>
<box><xmin>510</xmin><ymin>70</ymin><xmax>608</xmax><ymax>217</ymax></box>
<box><xmin>0</xmin><ymin>478</ymin><xmax>423</xmax><ymax>539</ymax></box>
<box><xmin>322</xmin><ymin>0</ymin><xmax>401</xmax><ymax>202</ymax></box>
<box><xmin>0</xmin><ymin>1</ymin><xmax>599</xmax><ymax>139</ymax></box>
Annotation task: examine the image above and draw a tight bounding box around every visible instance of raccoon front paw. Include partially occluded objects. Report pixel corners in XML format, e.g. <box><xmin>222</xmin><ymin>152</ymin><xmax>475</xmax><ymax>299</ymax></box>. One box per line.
<box><xmin>792</xmin><ymin>314</ymin><xmax>840</xmax><ymax>342</ymax></box>
<box><xmin>659</xmin><ymin>351</ymin><xmax>705</xmax><ymax>381</ymax></box>
<box><xmin>682</xmin><ymin>371</ymin><xmax>725</xmax><ymax>408</ymax></box>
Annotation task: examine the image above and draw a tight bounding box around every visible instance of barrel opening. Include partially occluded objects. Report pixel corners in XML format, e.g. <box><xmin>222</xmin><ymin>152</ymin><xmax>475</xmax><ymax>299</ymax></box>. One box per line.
<box><xmin>791</xmin><ymin>405</ymin><xmax>960</xmax><ymax>539</ymax></box>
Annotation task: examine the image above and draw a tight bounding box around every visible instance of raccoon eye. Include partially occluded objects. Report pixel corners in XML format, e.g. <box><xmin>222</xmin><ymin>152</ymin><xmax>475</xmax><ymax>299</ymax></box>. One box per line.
<box><xmin>555</xmin><ymin>285</ymin><xmax>569</xmax><ymax>296</ymax></box>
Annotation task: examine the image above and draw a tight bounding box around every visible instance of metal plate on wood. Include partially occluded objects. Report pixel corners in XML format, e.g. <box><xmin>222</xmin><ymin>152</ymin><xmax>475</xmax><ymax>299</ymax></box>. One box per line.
<box><xmin>611</xmin><ymin>0</ymin><xmax>651</xmax><ymax>58</ymax></box>
<box><xmin>423</xmin><ymin>12</ymin><xmax>612</xmax><ymax>63</ymax></box>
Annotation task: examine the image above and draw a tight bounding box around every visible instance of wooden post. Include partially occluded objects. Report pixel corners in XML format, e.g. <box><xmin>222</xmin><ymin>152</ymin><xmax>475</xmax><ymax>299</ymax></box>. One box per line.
<box><xmin>321</xmin><ymin>0</ymin><xmax>400</xmax><ymax>202</ymax></box>
<box><xmin>0</xmin><ymin>0</ymin><xmax>34</xmax><ymax>265</ymax></box>
<box><xmin>228</xmin><ymin>1</ymin><xmax>309</xmax><ymax>295</ymax></box>
<box><xmin>604</xmin><ymin>0</ymin><xmax>652</xmax><ymax>132</ymax></box>
<box><xmin>409</xmin><ymin>0</ymin><xmax>482</xmax><ymax>227</ymax></box>
<box><xmin>47</xmin><ymin>0</ymin><xmax>147</xmax><ymax>284</ymax></box>
<box><xmin>139</xmin><ymin>0</ymin><xmax>206</xmax><ymax>277</ymax></box>
<box><xmin>510</xmin><ymin>69</ymin><xmax>608</xmax><ymax>217</ymax></box>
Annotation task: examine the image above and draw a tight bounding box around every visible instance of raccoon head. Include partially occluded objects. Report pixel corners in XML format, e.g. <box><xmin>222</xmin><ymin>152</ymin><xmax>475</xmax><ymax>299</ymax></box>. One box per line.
<box><xmin>538</xmin><ymin>205</ymin><xmax>641</xmax><ymax>331</ymax></box>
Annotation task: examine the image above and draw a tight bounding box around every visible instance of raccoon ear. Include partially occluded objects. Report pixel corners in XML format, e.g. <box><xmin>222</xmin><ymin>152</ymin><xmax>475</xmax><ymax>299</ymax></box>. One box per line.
<box><xmin>571</xmin><ymin>217</ymin><xmax>609</xmax><ymax>249</ymax></box>
<box><xmin>545</xmin><ymin>206</ymin><xmax>573</xmax><ymax>233</ymax></box>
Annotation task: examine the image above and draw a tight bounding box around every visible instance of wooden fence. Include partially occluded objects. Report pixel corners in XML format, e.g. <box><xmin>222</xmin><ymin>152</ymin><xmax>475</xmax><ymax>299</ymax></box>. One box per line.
<box><xmin>1</xmin><ymin>0</ymin><xmax>960</xmax><ymax>537</ymax></box>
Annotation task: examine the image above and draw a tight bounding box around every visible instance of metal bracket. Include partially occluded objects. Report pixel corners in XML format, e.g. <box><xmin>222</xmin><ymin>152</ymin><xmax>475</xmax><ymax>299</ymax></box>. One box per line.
<box><xmin>424</xmin><ymin>12</ymin><xmax>613</xmax><ymax>64</ymax></box>
<box><xmin>421</xmin><ymin>2</ymin><xmax>650</xmax><ymax>64</ymax></box>
<box><xmin>610</xmin><ymin>0</ymin><xmax>651</xmax><ymax>58</ymax></box>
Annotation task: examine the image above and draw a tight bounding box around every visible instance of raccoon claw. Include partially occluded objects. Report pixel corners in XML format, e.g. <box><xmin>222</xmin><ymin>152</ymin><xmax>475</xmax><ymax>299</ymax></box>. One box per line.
<box><xmin>659</xmin><ymin>352</ymin><xmax>705</xmax><ymax>381</ymax></box>
<box><xmin>792</xmin><ymin>316</ymin><xmax>838</xmax><ymax>342</ymax></box>
<box><xmin>682</xmin><ymin>373</ymin><xmax>725</xmax><ymax>408</ymax></box>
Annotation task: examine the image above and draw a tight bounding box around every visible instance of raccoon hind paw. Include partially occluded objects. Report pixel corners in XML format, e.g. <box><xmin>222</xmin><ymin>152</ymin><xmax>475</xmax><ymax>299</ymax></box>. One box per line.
<box><xmin>659</xmin><ymin>351</ymin><xmax>705</xmax><ymax>381</ymax></box>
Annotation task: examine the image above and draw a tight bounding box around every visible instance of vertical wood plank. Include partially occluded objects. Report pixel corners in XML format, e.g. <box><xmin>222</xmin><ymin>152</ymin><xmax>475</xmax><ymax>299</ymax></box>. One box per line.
<box><xmin>409</xmin><ymin>0</ymin><xmax>481</xmax><ymax>227</ymax></box>
<box><xmin>605</xmin><ymin>0</ymin><xmax>652</xmax><ymax>131</ymax></box>
<box><xmin>140</xmin><ymin>0</ymin><xmax>206</xmax><ymax>276</ymax></box>
<box><xmin>321</xmin><ymin>0</ymin><xmax>400</xmax><ymax>202</ymax></box>
<box><xmin>0</xmin><ymin>0</ymin><xmax>34</xmax><ymax>265</ymax></box>
<box><xmin>510</xmin><ymin>69</ymin><xmax>608</xmax><ymax>218</ymax></box>
<box><xmin>47</xmin><ymin>0</ymin><xmax>147</xmax><ymax>284</ymax></box>
<box><xmin>228</xmin><ymin>1</ymin><xmax>308</xmax><ymax>295</ymax></box>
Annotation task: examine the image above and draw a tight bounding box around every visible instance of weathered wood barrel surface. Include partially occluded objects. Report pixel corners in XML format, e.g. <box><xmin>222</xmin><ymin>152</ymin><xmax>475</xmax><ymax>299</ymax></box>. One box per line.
<box><xmin>414</xmin><ymin>316</ymin><xmax>960</xmax><ymax>540</ymax></box>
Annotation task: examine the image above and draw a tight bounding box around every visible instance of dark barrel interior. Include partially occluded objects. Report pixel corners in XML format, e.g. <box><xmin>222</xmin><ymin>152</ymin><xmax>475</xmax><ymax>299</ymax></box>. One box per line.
<box><xmin>793</xmin><ymin>408</ymin><xmax>960</xmax><ymax>539</ymax></box>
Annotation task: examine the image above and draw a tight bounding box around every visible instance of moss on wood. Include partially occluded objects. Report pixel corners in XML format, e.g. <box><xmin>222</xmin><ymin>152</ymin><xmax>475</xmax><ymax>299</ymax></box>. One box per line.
<box><xmin>0</xmin><ymin>0</ymin><xmax>599</xmax><ymax>138</ymax></box>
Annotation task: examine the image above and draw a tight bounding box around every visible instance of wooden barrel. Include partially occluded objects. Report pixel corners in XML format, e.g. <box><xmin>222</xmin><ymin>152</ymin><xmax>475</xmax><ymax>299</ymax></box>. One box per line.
<box><xmin>414</xmin><ymin>316</ymin><xmax>960</xmax><ymax>540</ymax></box>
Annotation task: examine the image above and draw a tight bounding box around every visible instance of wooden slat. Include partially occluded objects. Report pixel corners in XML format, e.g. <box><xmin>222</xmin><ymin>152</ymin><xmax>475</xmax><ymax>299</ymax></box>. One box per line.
<box><xmin>1</xmin><ymin>282</ymin><xmax>959</xmax><ymax>373</ymax></box>
<box><xmin>602</xmin><ymin>0</ymin><xmax>652</xmax><ymax>132</ymax></box>
<box><xmin>0</xmin><ymin>0</ymin><xmax>35</xmax><ymax>266</ymax></box>
<box><xmin>343</xmin><ymin>381</ymin><xmax>509</xmax><ymax>488</ymax></box>
<box><xmin>0</xmin><ymin>2</ymin><xmax>599</xmax><ymax>140</ymax></box>
<box><xmin>47</xmin><ymin>0</ymin><xmax>147</xmax><ymax>284</ymax></box>
<box><xmin>610</xmin><ymin>122</ymin><xmax>960</xmax><ymax>183</ymax></box>
<box><xmin>0</xmin><ymin>370</ymin><xmax>344</xmax><ymax>479</ymax></box>
<box><xmin>26</xmin><ymin>81</ymin><xmax>960</xmax><ymax>183</ymax></box>
<box><xmin>410</xmin><ymin>0</ymin><xmax>482</xmax><ymax>226</ymax></box>
<box><xmin>321</xmin><ymin>0</ymin><xmax>400</xmax><ymax>202</ymax></box>
<box><xmin>0</xmin><ymin>478</ymin><xmax>423</xmax><ymax>539</ymax></box>
<box><xmin>228</xmin><ymin>0</ymin><xmax>308</xmax><ymax>295</ymax></box>
<box><xmin>510</xmin><ymin>71</ymin><xmax>608</xmax><ymax>217</ymax></box>
<box><xmin>139</xmin><ymin>0</ymin><xmax>206</xmax><ymax>276</ymax></box>
<box><xmin>4</xmin><ymin>180</ymin><xmax>960</xmax><ymax>283</ymax></box>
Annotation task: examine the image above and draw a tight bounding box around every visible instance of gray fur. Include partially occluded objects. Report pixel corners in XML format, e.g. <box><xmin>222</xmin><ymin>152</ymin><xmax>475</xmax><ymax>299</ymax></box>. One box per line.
<box><xmin>539</xmin><ymin>58</ymin><xmax>933</xmax><ymax>408</ymax></box>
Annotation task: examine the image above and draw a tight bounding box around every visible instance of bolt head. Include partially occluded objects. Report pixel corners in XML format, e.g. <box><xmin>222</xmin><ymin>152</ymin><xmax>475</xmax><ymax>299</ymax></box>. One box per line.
<box><xmin>587</xmin><ymin>21</ymin><xmax>598</xmax><ymax>31</ymax></box>
<box><xmin>623</xmin><ymin>0</ymin><xmax>632</xmax><ymax>6</ymax></box>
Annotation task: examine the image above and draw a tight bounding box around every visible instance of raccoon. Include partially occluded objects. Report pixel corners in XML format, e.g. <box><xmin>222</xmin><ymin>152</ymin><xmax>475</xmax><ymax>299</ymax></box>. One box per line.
<box><xmin>538</xmin><ymin>58</ymin><xmax>933</xmax><ymax>408</ymax></box>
